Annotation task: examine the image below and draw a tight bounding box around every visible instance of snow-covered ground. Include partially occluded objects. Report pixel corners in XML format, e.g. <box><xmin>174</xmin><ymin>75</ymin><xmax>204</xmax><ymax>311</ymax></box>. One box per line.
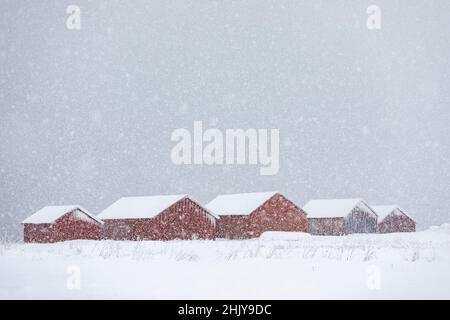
<box><xmin>1</xmin><ymin>225</ymin><xmax>449</xmax><ymax>299</ymax></box>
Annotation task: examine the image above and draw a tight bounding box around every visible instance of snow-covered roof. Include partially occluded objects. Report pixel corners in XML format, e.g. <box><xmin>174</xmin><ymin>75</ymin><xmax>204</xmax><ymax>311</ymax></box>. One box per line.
<box><xmin>97</xmin><ymin>194</ymin><xmax>218</xmax><ymax>220</ymax></box>
<box><xmin>22</xmin><ymin>205</ymin><xmax>102</xmax><ymax>224</ymax></box>
<box><xmin>205</xmin><ymin>191</ymin><xmax>278</xmax><ymax>216</ymax></box>
<box><xmin>372</xmin><ymin>205</ymin><xmax>412</xmax><ymax>222</ymax></box>
<box><xmin>303</xmin><ymin>198</ymin><xmax>372</xmax><ymax>218</ymax></box>
<box><xmin>372</xmin><ymin>205</ymin><xmax>398</xmax><ymax>221</ymax></box>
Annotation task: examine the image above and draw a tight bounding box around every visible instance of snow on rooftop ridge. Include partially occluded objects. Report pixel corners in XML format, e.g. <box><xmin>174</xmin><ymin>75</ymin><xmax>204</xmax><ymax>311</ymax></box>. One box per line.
<box><xmin>98</xmin><ymin>194</ymin><xmax>187</xmax><ymax>220</ymax></box>
<box><xmin>302</xmin><ymin>198</ymin><xmax>371</xmax><ymax>218</ymax></box>
<box><xmin>372</xmin><ymin>205</ymin><xmax>399</xmax><ymax>221</ymax></box>
<box><xmin>205</xmin><ymin>191</ymin><xmax>279</xmax><ymax>216</ymax></box>
<box><xmin>22</xmin><ymin>205</ymin><xmax>102</xmax><ymax>224</ymax></box>
<box><xmin>372</xmin><ymin>205</ymin><xmax>412</xmax><ymax>222</ymax></box>
<box><xmin>97</xmin><ymin>194</ymin><xmax>218</xmax><ymax>220</ymax></box>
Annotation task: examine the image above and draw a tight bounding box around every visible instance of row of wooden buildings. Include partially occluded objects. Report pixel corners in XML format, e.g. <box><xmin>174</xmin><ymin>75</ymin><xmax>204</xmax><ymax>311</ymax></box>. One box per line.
<box><xmin>22</xmin><ymin>192</ymin><xmax>416</xmax><ymax>243</ymax></box>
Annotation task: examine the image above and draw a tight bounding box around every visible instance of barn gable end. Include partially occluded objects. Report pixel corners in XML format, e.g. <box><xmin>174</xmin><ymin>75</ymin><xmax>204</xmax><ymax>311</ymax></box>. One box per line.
<box><xmin>345</xmin><ymin>200</ymin><xmax>378</xmax><ymax>234</ymax></box>
<box><xmin>207</xmin><ymin>192</ymin><xmax>307</xmax><ymax>239</ymax></box>
<box><xmin>373</xmin><ymin>205</ymin><xmax>416</xmax><ymax>233</ymax></box>
<box><xmin>23</xmin><ymin>206</ymin><xmax>103</xmax><ymax>243</ymax></box>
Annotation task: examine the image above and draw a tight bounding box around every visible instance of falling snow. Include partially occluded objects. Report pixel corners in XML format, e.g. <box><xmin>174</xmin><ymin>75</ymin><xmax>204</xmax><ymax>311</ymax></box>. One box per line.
<box><xmin>0</xmin><ymin>1</ymin><xmax>449</xmax><ymax>245</ymax></box>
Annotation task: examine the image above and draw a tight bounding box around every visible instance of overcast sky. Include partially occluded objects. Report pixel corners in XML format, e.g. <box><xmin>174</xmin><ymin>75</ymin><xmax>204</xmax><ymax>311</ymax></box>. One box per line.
<box><xmin>1</xmin><ymin>1</ymin><xmax>449</xmax><ymax>240</ymax></box>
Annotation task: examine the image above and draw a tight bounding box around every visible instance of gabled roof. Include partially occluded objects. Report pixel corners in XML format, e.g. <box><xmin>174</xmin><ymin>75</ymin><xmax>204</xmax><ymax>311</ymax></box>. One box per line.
<box><xmin>22</xmin><ymin>205</ymin><xmax>102</xmax><ymax>224</ymax></box>
<box><xmin>303</xmin><ymin>198</ymin><xmax>374</xmax><ymax>218</ymax></box>
<box><xmin>205</xmin><ymin>191</ymin><xmax>278</xmax><ymax>216</ymax></box>
<box><xmin>97</xmin><ymin>194</ymin><xmax>218</xmax><ymax>220</ymax></box>
<box><xmin>372</xmin><ymin>205</ymin><xmax>412</xmax><ymax>222</ymax></box>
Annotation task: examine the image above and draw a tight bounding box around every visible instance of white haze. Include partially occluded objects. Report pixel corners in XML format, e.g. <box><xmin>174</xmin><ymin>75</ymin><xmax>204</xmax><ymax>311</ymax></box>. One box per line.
<box><xmin>0</xmin><ymin>1</ymin><xmax>449</xmax><ymax>240</ymax></box>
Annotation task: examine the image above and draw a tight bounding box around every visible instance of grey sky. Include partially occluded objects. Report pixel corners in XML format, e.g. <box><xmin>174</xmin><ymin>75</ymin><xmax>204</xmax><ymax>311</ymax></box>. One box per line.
<box><xmin>1</xmin><ymin>1</ymin><xmax>449</xmax><ymax>240</ymax></box>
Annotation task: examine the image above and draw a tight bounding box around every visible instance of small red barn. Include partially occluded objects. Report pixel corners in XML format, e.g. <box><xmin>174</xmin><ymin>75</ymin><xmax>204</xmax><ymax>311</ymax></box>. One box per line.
<box><xmin>206</xmin><ymin>191</ymin><xmax>307</xmax><ymax>239</ymax></box>
<box><xmin>373</xmin><ymin>205</ymin><xmax>416</xmax><ymax>233</ymax></box>
<box><xmin>23</xmin><ymin>206</ymin><xmax>103</xmax><ymax>243</ymax></box>
<box><xmin>304</xmin><ymin>198</ymin><xmax>378</xmax><ymax>235</ymax></box>
<box><xmin>98</xmin><ymin>194</ymin><xmax>217</xmax><ymax>241</ymax></box>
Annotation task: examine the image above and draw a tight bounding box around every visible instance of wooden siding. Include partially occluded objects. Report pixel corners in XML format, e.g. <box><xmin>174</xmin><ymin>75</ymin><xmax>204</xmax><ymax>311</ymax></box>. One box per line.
<box><xmin>308</xmin><ymin>217</ymin><xmax>345</xmax><ymax>235</ymax></box>
<box><xmin>24</xmin><ymin>209</ymin><xmax>102</xmax><ymax>243</ymax></box>
<box><xmin>102</xmin><ymin>198</ymin><xmax>216</xmax><ymax>240</ymax></box>
<box><xmin>345</xmin><ymin>204</ymin><xmax>377</xmax><ymax>234</ymax></box>
<box><xmin>377</xmin><ymin>211</ymin><xmax>416</xmax><ymax>233</ymax></box>
<box><xmin>216</xmin><ymin>193</ymin><xmax>307</xmax><ymax>239</ymax></box>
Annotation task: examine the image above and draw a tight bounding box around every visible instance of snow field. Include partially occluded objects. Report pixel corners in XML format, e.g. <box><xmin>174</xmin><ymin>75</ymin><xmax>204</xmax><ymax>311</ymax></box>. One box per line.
<box><xmin>0</xmin><ymin>225</ymin><xmax>449</xmax><ymax>299</ymax></box>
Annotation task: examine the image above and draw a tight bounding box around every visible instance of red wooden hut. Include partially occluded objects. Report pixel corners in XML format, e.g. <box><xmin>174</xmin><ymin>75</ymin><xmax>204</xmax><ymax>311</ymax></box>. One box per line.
<box><xmin>98</xmin><ymin>194</ymin><xmax>217</xmax><ymax>241</ymax></box>
<box><xmin>23</xmin><ymin>205</ymin><xmax>103</xmax><ymax>243</ymax></box>
<box><xmin>206</xmin><ymin>191</ymin><xmax>307</xmax><ymax>239</ymax></box>
<box><xmin>304</xmin><ymin>198</ymin><xmax>378</xmax><ymax>235</ymax></box>
<box><xmin>373</xmin><ymin>205</ymin><xmax>416</xmax><ymax>233</ymax></box>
